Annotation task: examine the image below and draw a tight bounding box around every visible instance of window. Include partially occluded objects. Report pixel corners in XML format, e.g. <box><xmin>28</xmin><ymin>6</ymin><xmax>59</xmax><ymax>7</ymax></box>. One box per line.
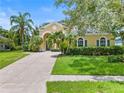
<box><xmin>78</xmin><ymin>38</ymin><xmax>83</xmax><ymax>47</ymax></box>
<box><xmin>100</xmin><ymin>37</ymin><xmax>106</xmax><ymax>46</ymax></box>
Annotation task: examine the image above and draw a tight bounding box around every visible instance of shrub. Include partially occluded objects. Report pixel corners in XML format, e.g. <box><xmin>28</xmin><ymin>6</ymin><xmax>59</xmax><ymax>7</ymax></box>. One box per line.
<box><xmin>8</xmin><ymin>41</ymin><xmax>16</xmax><ymax>50</ymax></box>
<box><xmin>60</xmin><ymin>40</ymin><xmax>68</xmax><ymax>54</ymax></box>
<box><xmin>65</xmin><ymin>46</ymin><xmax>124</xmax><ymax>56</ymax></box>
<box><xmin>110</xmin><ymin>46</ymin><xmax>124</xmax><ymax>55</ymax></box>
<box><xmin>108</xmin><ymin>55</ymin><xmax>124</xmax><ymax>63</ymax></box>
<box><xmin>29</xmin><ymin>36</ymin><xmax>42</xmax><ymax>52</ymax></box>
<box><xmin>23</xmin><ymin>42</ymin><xmax>29</xmax><ymax>51</ymax></box>
<box><xmin>15</xmin><ymin>46</ymin><xmax>22</xmax><ymax>50</ymax></box>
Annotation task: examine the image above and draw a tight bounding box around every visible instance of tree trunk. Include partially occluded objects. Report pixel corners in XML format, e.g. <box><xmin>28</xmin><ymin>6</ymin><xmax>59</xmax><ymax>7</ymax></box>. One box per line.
<box><xmin>22</xmin><ymin>34</ymin><xmax>24</xmax><ymax>50</ymax></box>
<box><xmin>20</xmin><ymin>27</ymin><xmax>24</xmax><ymax>50</ymax></box>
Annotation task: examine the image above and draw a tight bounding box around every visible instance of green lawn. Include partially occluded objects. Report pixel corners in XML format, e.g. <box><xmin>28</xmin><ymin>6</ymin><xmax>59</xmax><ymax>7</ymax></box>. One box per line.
<box><xmin>0</xmin><ymin>51</ymin><xmax>28</xmax><ymax>69</ymax></box>
<box><xmin>52</xmin><ymin>56</ymin><xmax>124</xmax><ymax>75</ymax></box>
<box><xmin>47</xmin><ymin>81</ymin><xmax>124</xmax><ymax>93</ymax></box>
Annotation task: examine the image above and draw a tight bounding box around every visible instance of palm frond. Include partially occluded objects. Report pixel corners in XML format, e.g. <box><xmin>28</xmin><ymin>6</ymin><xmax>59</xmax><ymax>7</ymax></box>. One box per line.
<box><xmin>10</xmin><ymin>16</ymin><xmax>19</xmax><ymax>25</ymax></box>
<box><xmin>10</xmin><ymin>25</ymin><xmax>20</xmax><ymax>31</ymax></box>
<box><xmin>23</xmin><ymin>12</ymin><xmax>31</xmax><ymax>18</ymax></box>
<box><xmin>27</xmin><ymin>19</ymin><xmax>34</xmax><ymax>25</ymax></box>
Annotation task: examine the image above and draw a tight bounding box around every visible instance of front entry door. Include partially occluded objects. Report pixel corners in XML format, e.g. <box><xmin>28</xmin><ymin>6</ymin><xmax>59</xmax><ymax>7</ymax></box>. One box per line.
<box><xmin>46</xmin><ymin>41</ymin><xmax>50</xmax><ymax>50</ymax></box>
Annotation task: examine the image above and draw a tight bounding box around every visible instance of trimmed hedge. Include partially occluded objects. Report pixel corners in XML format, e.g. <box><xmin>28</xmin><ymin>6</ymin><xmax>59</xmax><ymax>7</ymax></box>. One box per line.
<box><xmin>108</xmin><ymin>55</ymin><xmax>124</xmax><ymax>63</ymax></box>
<box><xmin>66</xmin><ymin>46</ymin><xmax>124</xmax><ymax>55</ymax></box>
<box><xmin>0</xmin><ymin>49</ymin><xmax>10</xmax><ymax>52</ymax></box>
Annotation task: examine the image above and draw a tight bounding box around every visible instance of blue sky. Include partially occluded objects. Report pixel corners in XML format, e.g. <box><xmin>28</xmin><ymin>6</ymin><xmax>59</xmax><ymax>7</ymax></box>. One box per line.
<box><xmin>0</xmin><ymin>0</ymin><xmax>65</xmax><ymax>29</ymax></box>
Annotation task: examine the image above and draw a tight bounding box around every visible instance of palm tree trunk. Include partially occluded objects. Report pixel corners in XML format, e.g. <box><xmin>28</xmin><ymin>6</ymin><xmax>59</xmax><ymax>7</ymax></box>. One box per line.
<box><xmin>20</xmin><ymin>27</ymin><xmax>25</xmax><ymax>50</ymax></box>
<box><xmin>22</xmin><ymin>34</ymin><xmax>24</xmax><ymax>50</ymax></box>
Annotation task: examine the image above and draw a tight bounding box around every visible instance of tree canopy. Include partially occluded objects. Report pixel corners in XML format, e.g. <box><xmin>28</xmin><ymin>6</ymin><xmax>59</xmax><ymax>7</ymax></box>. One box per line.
<box><xmin>10</xmin><ymin>12</ymin><xmax>34</xmax><ymax>49</ymax></box>
<box><xmin>55</xmin><ymin>0</ymin><xmax>123</xmax><ymax>34</ymax></box>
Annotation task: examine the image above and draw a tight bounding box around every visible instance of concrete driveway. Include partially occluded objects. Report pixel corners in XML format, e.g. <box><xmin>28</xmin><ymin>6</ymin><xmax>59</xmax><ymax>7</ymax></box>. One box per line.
<box><xmin>0</xmin><ymin>51</ymin><xmax>60</xmax><ymax>93</ymax></box>
<box><xmin>1</xmin><ymin>51</ymin><xmax>124</xmax><ymax>93</ymax></box>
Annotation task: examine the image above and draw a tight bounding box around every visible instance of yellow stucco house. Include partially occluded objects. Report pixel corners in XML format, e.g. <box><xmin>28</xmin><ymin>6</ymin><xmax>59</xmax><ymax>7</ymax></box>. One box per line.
<box><xmin>39</xmin><ymin>22</ymin><xmax>115</xmax><ymax>51</ymax></box>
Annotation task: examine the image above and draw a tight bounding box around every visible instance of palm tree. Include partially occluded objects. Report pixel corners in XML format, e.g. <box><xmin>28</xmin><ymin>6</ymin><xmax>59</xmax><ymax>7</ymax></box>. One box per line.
<box><xmin>10</xmin><ymin>12</ymin><xmax>34</xmax><ymax>49</ymax></box>
<box><xmin>29</xmin><ymin>35</ymin><xmax>43</xmax><ymax>52</ymax></box>
<box><xmin>47</xmin><ymin>34</ymin><xmax>54</xmax><ymax>49</ymax></box>
<box><xmin>0</xmin><ymin>27</ymin><xmax>9</xmax><ymax>38</ymax></box>
<box><xmin>66</xmin><ymin>34</ymin><xmax>76</xmax><ymax>48</ymax></box>
<box><xmin>47</xmin><ymin>31</ymin><xmax>65</xmax><ymax>49</ymax></box>
<box><xmin>32</xmin><ymin>26</ymin><xmax>40</xmax><ymax>36</ymax></box>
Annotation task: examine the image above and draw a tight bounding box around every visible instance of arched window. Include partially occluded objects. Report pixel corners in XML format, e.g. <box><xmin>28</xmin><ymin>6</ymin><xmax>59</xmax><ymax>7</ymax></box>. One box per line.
<box><xmin>78</xmin><ymin>38</ymin><xmax>83</xmax><ymax>47</ymax></box>
<box><xmin>100</xmin><ymin>37</ymin><xmax>106</xmax><ymax>46</ymax></box>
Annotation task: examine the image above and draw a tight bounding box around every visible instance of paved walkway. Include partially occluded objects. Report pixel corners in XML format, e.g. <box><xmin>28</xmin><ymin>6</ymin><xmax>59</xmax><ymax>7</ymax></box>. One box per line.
<box><xmin>1</xmin><ymin>51</ymin><xmax>124</xmax><ymax>93</ymax></box>
<box><xmin>0</xmin><ymin>51</ymin><xmax>60</xmax><ymax>93</ymax></box>
<box><xmin>49</xmin><ymin>75</ymin><xmax>124</xmax><ymax>82</ymax></box>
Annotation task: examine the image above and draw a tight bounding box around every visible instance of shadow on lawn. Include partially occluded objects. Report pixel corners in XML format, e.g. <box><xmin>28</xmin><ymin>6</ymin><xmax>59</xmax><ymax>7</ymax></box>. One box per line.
<box><xmin>69</xmin><ymin>59</ymin><xmax>84</xmax><ymax>67</ymax></box>
<box><xmin>69</xmin><ymin>59</ymin><xmax>96</xmax><ymax>73</ymax></box>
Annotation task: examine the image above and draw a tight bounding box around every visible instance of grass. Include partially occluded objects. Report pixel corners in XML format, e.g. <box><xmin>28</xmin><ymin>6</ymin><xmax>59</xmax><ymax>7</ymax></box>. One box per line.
<box><xmin>47</xmin><ymin>81</ymin><xmax>124</xmax><ymax>93</ymax></box>
<box><xmin>52</xmin><ymin>56</ymin><xmax>124</xmax><ymax>75</ymax></box>
<box><xmin>0</xmin><ymin>51</ymin><xmax>28</xmax><ymax>69</ymax></box>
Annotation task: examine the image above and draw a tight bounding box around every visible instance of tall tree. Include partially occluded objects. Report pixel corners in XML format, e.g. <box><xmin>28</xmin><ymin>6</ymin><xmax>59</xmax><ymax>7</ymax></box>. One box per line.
<box><xmin>10</xmin><ymin>12</ymin><xmax>34</xmax><ymax>49</ymax></box>
<box><xmin>55</xmin><ymin>0</ymin><xmax>122</xmax><ymax>36</ymax></box>
<box><xmin>0</xmin><ymin>26</ymin><xmax>9</xmax><ymax>37</ymax></box>
<box><xmin>32</xmin><ymin>26</ymin><xmax>40</xmax><ymax>36</ymax></box>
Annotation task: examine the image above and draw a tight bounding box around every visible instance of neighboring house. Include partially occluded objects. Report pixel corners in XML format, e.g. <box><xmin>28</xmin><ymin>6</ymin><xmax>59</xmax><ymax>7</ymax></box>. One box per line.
<box><xmin>0</xmin><ymin>35</ymin><xmax>9</xmax><ymax>51</ymax></box>
<box><xmin>39</xmin><ymin>22</ymin><xmax>115</xmax><ymax>51</ymax></box>
<box><xmin>115</xmin><ymin>37</ymin><xmax>122</xmax><ymax>46</ymax></box>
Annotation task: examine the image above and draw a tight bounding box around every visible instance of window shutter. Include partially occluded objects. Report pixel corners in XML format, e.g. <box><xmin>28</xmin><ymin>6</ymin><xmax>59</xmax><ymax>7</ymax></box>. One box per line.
<box><xmin>97</xmin><ymin>40</ymin><xmax>99</xmax><ymax>46</ymax></box>
<box><xmin>75</xmin><ymin>40</ymin><xmax>78</xmax><ymax>47</ymax></box>
<box><xmin>85</xmin><ymin>40</ymin><xmax>87</xmax><ymax>47</ymax></box>
<box><xmin>107</xmin><ymin>40</ymin><xmax>110</xmax><ymax>46</ymax></box>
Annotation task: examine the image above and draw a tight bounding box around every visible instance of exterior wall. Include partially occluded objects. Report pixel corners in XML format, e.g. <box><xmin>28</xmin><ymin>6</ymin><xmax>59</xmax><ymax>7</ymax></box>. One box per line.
<box><xmin>77</xmin><ymin>34</ymin><xmax>115</xmax><ymax>47</ymax></box>
<box><xmin>40</xmin><ymin>23</ymin><xmax>64</xmax><ymax>38</ymax></box>
<box><xmin>39</xmin><ymin>22</ymin><xmax>115</xmax><ymax>51</ymax></box>
<box><xmin>39</xmin><ymin>23</ymin><xmax>65</xmax><ymax>51</ymax></box>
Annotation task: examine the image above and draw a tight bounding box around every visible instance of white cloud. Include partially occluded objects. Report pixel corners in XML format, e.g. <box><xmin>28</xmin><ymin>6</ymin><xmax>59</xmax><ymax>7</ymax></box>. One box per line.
<box><xmin>0</xmin><ymin>7</ymin><xmax>17</xmax><ymax>29</ymax></box>
<box><xmin>0</xmin><ymin>10</ymin><xmax>10</xmax><ymax>29</ymax></box>
<box><xmin>45</xmin><ymin>19</ymin><xmax>55</xmax><ymax>22</ymax></box>
<box><xmin>0</xmin><ymin>17</ymin><xmax>10</xmax><ymax>29</ymax></box>
<box><xmin>40</xmin><ymin>7</ymin><xmax>53</xmax><ymax>12</ymax></box>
